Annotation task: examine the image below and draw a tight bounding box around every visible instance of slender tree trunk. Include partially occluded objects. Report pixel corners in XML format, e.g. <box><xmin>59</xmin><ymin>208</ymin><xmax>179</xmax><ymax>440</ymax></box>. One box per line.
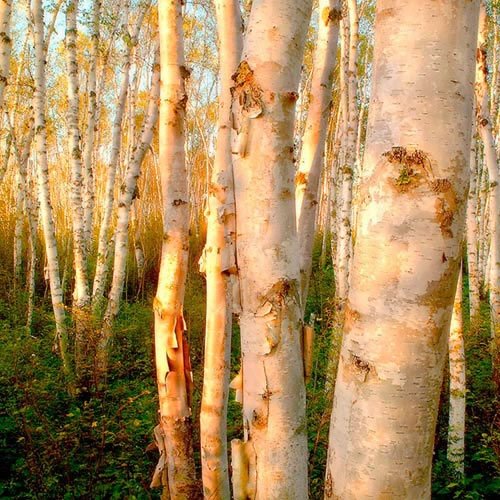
<box><xmin>336</xmin><ymin>0</ymin><xmax>358</xmax><ymax>302</ymax></box>
<box><xmin>324</xmin><ymin>2</ymin><xmax>479</xmax><ymax>498</ymax></box>
<box><xmin>96</xmin><ymin>46</ymin><xmax>160</xmax><ymax>374</ymax></box>
<box><xmin>467</xmin><ymin>133</ymin><xmax>481</xmax><ymax>320</ymax></box>
<box><xmin>476</xmin><ymin>4</ymin><xmax>500</xmax><ymax>339</ymax></box>
<box><xmin>295</xmin><ymin>0</ymin><xmax>341</xmax><ymax>312</ymax></box>
<box><xmin>199</xmin><ymin>1</ymin><xmax>242</xmax><ymax>498</ymax></box>
<box><xmin>82</xmin><ymin>0</ymin><xmax>101</xmax><ymax>248</ymax></box>
<box><xmin>32</xmin><ymin>0</ymin><xmax>71</xmax><ymax>376</ymax></box>
<box><xmin>0</xmin><ymin>0</ymin><xmax>12</xmax><ymax>110</ymax></box>
<box><xmin>447</xmin><ymin>266</ymin><xmax>466</xmax><ymax>476</ymax></box>
<box><xmin>66</xmin><ymin>0</ymin><xmax>90</xmax><ymax>309</ymax></box>
<box><xmin>26</xmin><ymin>159</ymin><xmax>38</xmax><ymax>334</ymax></box>
<box><xmin>151</xmin><ymin>1</ymin><xmax>199</xmax><ymax>498</ymax></box>
<box><xmin>230</xmin><ymin>0</ymin><xmax>312</xmax><ymax>497</ymax></box>
<box><xmin>92</xmin><ymin>0</ymin><xmax>148</xmax><ymax>310</ymax></box>
<box><xmin>11</xmin><ymin>119</ymin><xmax>34</xmax><ymax>287</ymax></box>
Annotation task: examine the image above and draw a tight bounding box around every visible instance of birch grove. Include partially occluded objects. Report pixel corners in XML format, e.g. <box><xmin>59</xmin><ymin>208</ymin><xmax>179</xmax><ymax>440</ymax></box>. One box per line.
<box><xmin>0</xmin><ymin>0</ymin><xmax>498</xmax><ymax>497</ymax></box>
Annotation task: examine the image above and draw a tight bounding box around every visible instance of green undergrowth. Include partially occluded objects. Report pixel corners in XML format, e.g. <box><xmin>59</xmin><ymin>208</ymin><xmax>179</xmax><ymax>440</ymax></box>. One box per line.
<box><xmin>0</xmin><ymin>236</ymin><xmax>498</xmax><ymax>498</ymax></box>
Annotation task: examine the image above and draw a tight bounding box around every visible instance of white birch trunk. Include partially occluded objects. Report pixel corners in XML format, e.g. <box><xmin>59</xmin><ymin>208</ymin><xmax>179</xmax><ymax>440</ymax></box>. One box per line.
<box><xmin>324</xmin><ymin>1</ymin><xmax>479</xmax><ymax>497</ymax></box>
<box><xmin>66</xmin><ymin>0</ymin><xmax>90</xmax><ymax>309</ymax></box>
<box><xmin>199</xmin><ymin>1</ymin><xmax>242</xmax><ymax>498</ymax></box>
<box><xmin>97</xmin><ymin>46</ymin><xmax>160</xmax><ymax>371</ymax></box>
<box><xmin>32</xmin><ymin>0</ymin><xmax>70</xmax><ymax>375</ymax></box>
<box><xmin>230</xmin><ymin>0</ymin><xmax>312</xmax><ymax>497</ymax></box>
<box><xmin>336</xmin><ymin>0</ymin><xmax>358</xmax><ymax>302</ymax></box>
<box><xmin>476</xmin><ymin>3</ymin><xmax>500</xmax><ymax>337</ymax></box>
<box><xmin>0</xmin><ymin>0</ymin><xmax>12</xmax><ymax>110</ymax></box>
<box><xmin>152</xmin><ymin>1</ymin><xmax>199</xmax><ymax>498</ymax></box>
<box><xmin>447</xmin><ymin>267</ymin><xmax>466</xmax><ymax>476</ymax></box>
<box><xmin>92</xmin><ymin>0</ymin><xmax>147</xmax><ymax>308</ymax></box>
<box><xmin>295</xmin><ymin>0</ymin><xmax>341</xmax><ymax>312</ymax></box>
<box><xmin>467</xmin><ymin>135</ymin><xmax>481</xmax><ymax>320</ymax></box>
<box><xmin>81</xmin><ymin>0</ymin><xmax>101</xmax><ymax>248</ymax></box>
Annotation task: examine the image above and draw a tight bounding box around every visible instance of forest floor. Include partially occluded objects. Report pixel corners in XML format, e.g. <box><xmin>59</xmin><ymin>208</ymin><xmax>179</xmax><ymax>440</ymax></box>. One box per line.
<box><xmin>0</xmin><ymin>239</ymin><xmax>499</xmax><ymax>499</ymax></box>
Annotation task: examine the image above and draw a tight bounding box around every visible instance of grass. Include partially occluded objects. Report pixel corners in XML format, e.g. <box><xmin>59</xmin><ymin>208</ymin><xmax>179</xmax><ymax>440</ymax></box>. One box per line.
<box><xmin>0</xmin><ymin>236</ymin><xmax>498</xmax><ymax>498</ymax></box>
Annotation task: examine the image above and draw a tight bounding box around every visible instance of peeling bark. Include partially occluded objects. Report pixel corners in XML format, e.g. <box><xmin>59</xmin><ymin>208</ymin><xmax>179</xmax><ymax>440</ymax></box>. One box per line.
<box><xmin>153</xmin><ymin>1</ymin><xmax>199</xmax><ymax>498</ymax></box>
<box><xmin>231</xmin><ymin>0</ymin><xmax>313</xmax><ymax>497</ymax></box>
<box><xmin>199</xmin><ymin>0</ymin><xmax>242</xmax><ymax>498</ymax></box>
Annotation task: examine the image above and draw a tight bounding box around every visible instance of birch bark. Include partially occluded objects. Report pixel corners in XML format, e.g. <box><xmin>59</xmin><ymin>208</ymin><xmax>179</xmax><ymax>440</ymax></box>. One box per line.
<box><xmin>447</xmin><ymin>266</ymin><xmax>466</xmax><ymax>476</ymax></box>
<box><xmin>230</xmin><ymin>0</ymin><xmax>313</xmax><ymax>497</ymax></box>
<box><xmin>81</xmin><ymin>0</ymin><xmax>101</xmax><ymax>248</ymax></box>
<box><xmin>66</xmin><ymin>0</ymin><xmax>90</xmax><ymax>310</ymax></box>
<box><xmin>199</xmin><ymin>0</ymin><xmax>242</xmax><ymax>498</ymax></box>
<box><xmin>0</xmin><ymin>0</ymin><xmax>11</xmax><ymax>110</ymax></box>
<box><xmin>92</xmin><ymin>0</ymin><xmax>148</xmax><ymax>309</ymax></box>
<box><xmin>32</xmin><ymin>0</ymin><xmax>71</xmax><ymax>375</ymax></box>
<box><xmin>152</xmin><ymin>1</ymin><xmax>199</xmax><ymax>498</ymax></box>
<box><xmin>96</xmin><ymin>46</ymin><xmax>160</xmax><ymax>373</ymax></box>
<box><xmin>476</xmin><ymin>3</ymin><xmax>500</xmax><ymax>338</ymax></box>
<box><xmin>324</xmin><ymin>1</ymin><xmax>479</xmax><ymax>497</ymax></box>
<box><xmin>295</xmin><ymin>0</ymin><xmax>341</xmax><ymax>311</ymax></box>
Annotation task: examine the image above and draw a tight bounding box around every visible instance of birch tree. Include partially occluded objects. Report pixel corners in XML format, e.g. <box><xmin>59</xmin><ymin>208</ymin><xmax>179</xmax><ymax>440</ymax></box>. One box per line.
<box><xmin>81</xmin><ymin>0</ymin><xmax>101</xmax><ymax>247</ymax></box>
<box><xmin>295</xmin><ymin>0</ymin><xmax>341</xmax><ymax>311</ymax></box>
<box><xmin>66</xmin><ymin>0</ymin><xmax>91</xmax><ymax>311</ymax></box>
<box><xmin>448</xmin><ymin>266</ymin><xmax>466</xmax><ymax>476</ymax></box>
<box><xmin>0</xmin><ymin>0</ymin><xmax>11</xmax><ymax>110</ymax></box>
<box><xmin>324</xmin><ymin>1</ymin><xmax>479</xmax><ymax>497</ymax></box>
<box><xmin>230</xmin><ymin>0</ymin><xmax>313</xmax><ymax>497</ymax></box>
<box><xmin>92</xmin><ymin>0</ymin><xmax>148</xmax><ymax>309</ymax></box>
<box><xmin>476</xmin><ymin>3</ymin><xmax>500</xmax><ymax>338</ymax></box>
<box><xmin>151</xmin><ymin>1</ymin><xmax>198</xmax><ymax>498</ymax></box>
<box><xmin>32</xmin><ymin>0</ymin><xmax>70</xmax><ymax>375</ymax></box>
<box><xmin>336</xmin><ymin>0</ymin><xmax>358</xmax><ymax>302</ymax></box>
<box><xmin>199</xmin><ymin>0</ymin><xmax>241</xmax><ymax>498</ymax></box>
<box><xmin>96</xmin><ymin>45</ymin><xmax>160</xmax><ymax>375</ymax></box>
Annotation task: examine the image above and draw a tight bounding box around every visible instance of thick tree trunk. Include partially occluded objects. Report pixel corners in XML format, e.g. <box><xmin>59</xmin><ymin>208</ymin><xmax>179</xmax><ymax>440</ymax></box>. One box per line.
<box><xmin>230</xmin><ymin>0</ymin><xmax>312</xmax><ymax>497</ymax></box>
<box><xmin>295</xmin><ymin>0</ymin><xmax>341</xmax><ymax>312</ymax></box>
<box><xmin>447</xmin><ymin>267</ymin><xmax>466</xmax><ymax>476</ymax></box>
<box><xmin>152</xmin><ymin>1</ymin><xmax>199</xmax><ymax>498</ymax></box>
<box><xmin>96</xmin><ymin>46</ymin><xmax>160</xmax><ymax>374</ymax></box>
<box><xmin>32</xmin><ymin>0</ymin><xmax>71</xmax><ymax>376</ymax></box>
<box><xmin>324</xmin><ymin>1</ymin><xmax>479</xmax><ymax>498</ymax></box>
<box><xmin>199</xmin><ymin>1</ymin><xmax>242</xmax><ymax>498</ymax></box>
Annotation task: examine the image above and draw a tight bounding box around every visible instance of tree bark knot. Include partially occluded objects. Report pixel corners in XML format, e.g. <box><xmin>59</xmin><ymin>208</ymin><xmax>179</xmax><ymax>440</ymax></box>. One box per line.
<box><xmin>231</xmin><ymin>60</ymin><xmax>263</xmax><ymax>119</ymax></box>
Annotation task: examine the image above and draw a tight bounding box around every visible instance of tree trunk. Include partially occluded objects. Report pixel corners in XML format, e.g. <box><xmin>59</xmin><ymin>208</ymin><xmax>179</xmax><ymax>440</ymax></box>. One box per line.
<box><xmin>336</xmin><ymin>0</ymin><xmax>358</xmax><ymax>302</ymax></box>
<box><xmin>230</xmin><ymin>0</ymin><xmax>312</xmax><ymax>497</ymax></box>
<box><xmin>295</xmin><ymin>0</ymin><xmax>341</xmax><ymax>312</ymax></box>
<box><xmin>92</xmin><ymin>0</ymin><xmax>148</xmax><ymax>310</ymax></box>
<box><xmin>66</xmin><ymin>0</ymin><xmax>90</xmax><ymax>309</ymax></box>
<box><xmin>447</xmin><ymin>266</ymin><xmax>466</xmax><ymax>476</ymax></box>
<box><xmin>476</xmin><ymin>3</ymin><xmax>500</xmax><ymax>339</ymax></box>
<box><xmin>467</xmin><ymin>133</ymin><xmax>481</xmax><ymax>320</ymax></box>
<box><xmin>324</xmin><ymin>1</ymin><xmax>479</xmax><ymax>497</ymax></box>
<box><xmin>199</xmin><ymin>1</ymin><xmax>242</xmax><ymax>498</ymax></box>
<box><xmin>0</xmin><ymin>0</ymin><xmax>12</xmax><ymax>110</ymax></box>
<box><xmin>152</xmin><ymin>1</ymin><xmax>199</xmax><ymax>498</ymax></box>
<box><xmin>32</xmin><ymin>0</ymin><xmax>71</xmax><ymax>376</ymax></box>
<box><xmin>81</xmin><ymin>0</ymin><xmax>101</xmax><ymax>249</ymax></box>
<box><xmin>96</xmin><ymin>45</ymin><xmax>160</xmax><ymax>375</ymax></box>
